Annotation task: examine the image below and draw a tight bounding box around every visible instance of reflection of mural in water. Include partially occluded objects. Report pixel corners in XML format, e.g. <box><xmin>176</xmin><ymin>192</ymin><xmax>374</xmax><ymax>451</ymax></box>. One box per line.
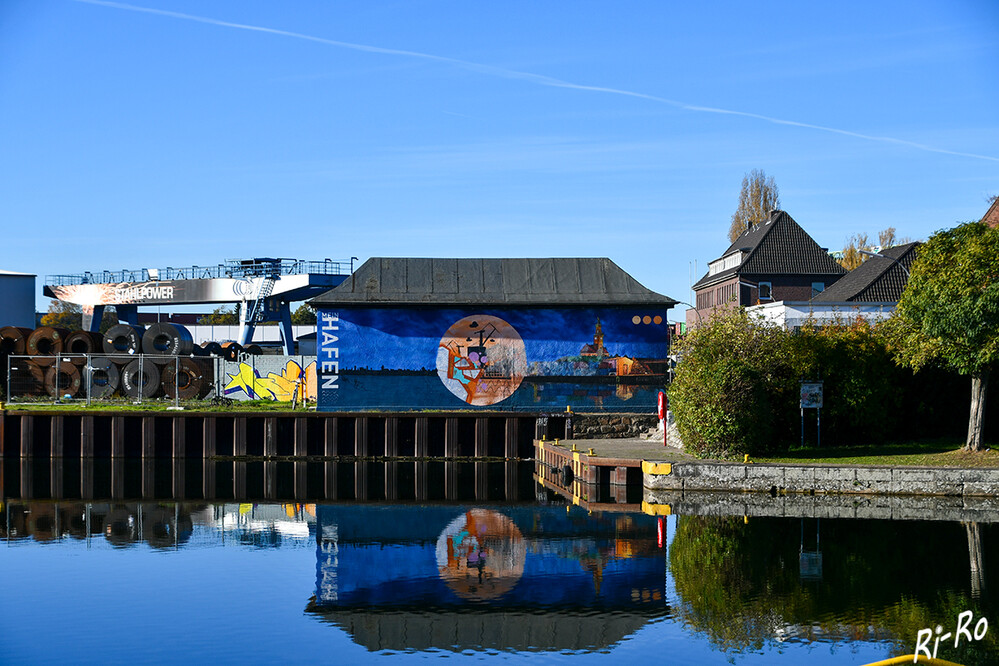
<box><xmin>435</xmin><ymin>509</ymin><xmax>526</xmax><ymax>600</ymax></box>
<box><xmin>224</xmin><ymin>359</ymin><xmax>317</xmax><ymax>401</ymax></box>
<box><xmin>436</xmin><ymin>316</ymin><xmax>527</xmax><ymax>406</ymax></box>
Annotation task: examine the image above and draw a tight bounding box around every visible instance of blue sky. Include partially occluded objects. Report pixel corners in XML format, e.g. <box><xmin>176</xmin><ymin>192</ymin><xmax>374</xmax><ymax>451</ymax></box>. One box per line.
<box><xmin>2</xmin><ymin>0</ymin><xmax>997</xmax><ymax>316</ymax></box>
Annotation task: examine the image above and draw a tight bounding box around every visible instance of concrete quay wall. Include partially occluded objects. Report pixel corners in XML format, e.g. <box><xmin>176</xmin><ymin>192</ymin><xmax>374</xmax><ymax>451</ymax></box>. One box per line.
<box><xmin>644</xmin><ymin>488</ymin><xmax>999</xmax><ymax>523</ymax></box>
<box><xmin>642</xmin><ymin>461</ymin><xmax>999</xmax><ymax>497</ymax></box>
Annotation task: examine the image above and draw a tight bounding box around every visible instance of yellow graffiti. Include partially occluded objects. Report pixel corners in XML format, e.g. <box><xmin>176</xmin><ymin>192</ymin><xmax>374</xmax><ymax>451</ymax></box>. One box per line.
<box><xmin>224</xmin><ymin>359</ymin><xmax>318</xmax><ymax>401</ymax></box>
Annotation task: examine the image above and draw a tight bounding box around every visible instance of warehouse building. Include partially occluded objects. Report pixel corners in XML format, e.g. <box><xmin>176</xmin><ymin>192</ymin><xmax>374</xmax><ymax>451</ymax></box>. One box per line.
<box><xmin>309</xmin><ymin>257</ymin><xmax>677</xmax><ymax>412</ymax></box>
<box><xmin>0</xmin><ymin>269</ymin><xmax>36</xmax><ymax>328</ymax></box>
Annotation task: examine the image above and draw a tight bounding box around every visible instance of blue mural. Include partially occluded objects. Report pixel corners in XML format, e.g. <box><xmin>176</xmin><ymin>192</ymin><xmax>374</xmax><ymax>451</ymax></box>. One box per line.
<box><xmin>316</xmin><ymin>306</ymin><xmax>669</xmax><ymax>411</ymax></box>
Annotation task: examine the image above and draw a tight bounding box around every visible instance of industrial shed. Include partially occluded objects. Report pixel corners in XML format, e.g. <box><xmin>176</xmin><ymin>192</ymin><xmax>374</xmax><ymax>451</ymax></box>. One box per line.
<box><xmin>309</xmin><ymin>258</ymin><xmax>677</xmax><ymax>412</ymax></box>
<box><xmin>0</xmin><ymin>270</ymin><xmax>36</xmax><ymax>328</ymax></box>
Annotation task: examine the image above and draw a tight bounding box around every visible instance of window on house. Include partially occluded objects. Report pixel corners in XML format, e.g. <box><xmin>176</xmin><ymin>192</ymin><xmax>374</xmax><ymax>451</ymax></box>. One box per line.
<box><xmin>812</xmin><ymin>282</ymin><xmax>825</xmax><ymax>298</ymax></box>
<box><xmin>758</xmin><ymin>282</ymin><xmax>773</xmax><ymax>301</ymax></box>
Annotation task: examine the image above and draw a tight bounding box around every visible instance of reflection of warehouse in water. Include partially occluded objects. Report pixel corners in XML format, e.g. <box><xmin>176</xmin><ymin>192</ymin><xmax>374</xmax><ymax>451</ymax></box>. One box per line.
<box><xmin>306</xmin><ymin>504</ymin><xmax>666</xmax><ymax>652</ymax></box>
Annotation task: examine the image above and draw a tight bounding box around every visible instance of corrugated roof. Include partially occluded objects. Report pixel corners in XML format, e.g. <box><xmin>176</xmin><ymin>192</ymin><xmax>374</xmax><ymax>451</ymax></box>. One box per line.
<box><xmin>814</xmin><ymin>242</ymin><xmax>919</xmax><ymax>303</ymax></box>
<box><xmin>0</xmin><ymin>269</ymin><xmax>36</xmax><ymax>276</ymax></box>
<box><xmin>309</xmin><ymin>257</ymin><xmax>677</xmax><ymax>306</ymax></box>
<box><xmin>692</xmin><ymin>210</ymin><xmax>846</xmax><ymax>289</ymax></box>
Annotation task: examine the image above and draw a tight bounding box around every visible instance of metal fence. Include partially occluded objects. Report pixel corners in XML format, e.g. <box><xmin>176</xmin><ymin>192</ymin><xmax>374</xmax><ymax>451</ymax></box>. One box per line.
<box><xmin>5</xmin><ymin>354</ymin><xmax>318</xmax><ymax>407</ymax></box>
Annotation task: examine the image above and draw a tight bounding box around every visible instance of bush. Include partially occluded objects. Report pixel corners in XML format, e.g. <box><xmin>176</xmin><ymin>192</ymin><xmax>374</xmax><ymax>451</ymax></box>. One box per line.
<box><xmin>668</xmin><ymin>308</ymin><xmax>985</xmax><ymax>458</ymax></box>
<box><xmin>667</xmin><ymin>309</ymin><xmax>794</xmax><ymax>458</ymax></box>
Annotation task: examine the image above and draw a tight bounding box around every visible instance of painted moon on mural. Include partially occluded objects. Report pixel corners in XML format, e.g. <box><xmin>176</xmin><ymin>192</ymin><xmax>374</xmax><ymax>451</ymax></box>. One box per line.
<box><xmin>435</xmin><ymin>509</ymin><xmax>526</xmax><ymax>601</ymax></box>
<box><xmin>436</xmin><ymin>315</ymin><xmax>527</xmax><ymax>406</ymax></box>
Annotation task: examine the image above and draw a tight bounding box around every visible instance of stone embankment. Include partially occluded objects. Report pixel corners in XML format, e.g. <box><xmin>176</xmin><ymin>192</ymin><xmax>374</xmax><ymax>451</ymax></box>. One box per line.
<box><xmin>570</xmin><ymin>413</ymin><xmax>658</xmax><ymax>439</ymax></box>
<box><xmin>644</xmin><ymin>488</ymin><xmax>999</xmax><ymax>523</ymax></box>
<box><xmin>643</xmin><ymin>461</ymin><xmax>999</xmax><ymax>497</ymax></box>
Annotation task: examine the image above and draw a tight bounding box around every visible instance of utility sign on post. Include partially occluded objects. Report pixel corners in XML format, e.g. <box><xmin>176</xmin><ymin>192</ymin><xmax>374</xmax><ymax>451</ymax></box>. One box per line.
<box><xmin>800</xmin><ymin>381</ymin><xmax>823</xmax><ymax>447</ymax></box>
<box><xmin>800</xmin><ymin>382</ymin><xmax>823</xmax><ymax>409</ymax></box>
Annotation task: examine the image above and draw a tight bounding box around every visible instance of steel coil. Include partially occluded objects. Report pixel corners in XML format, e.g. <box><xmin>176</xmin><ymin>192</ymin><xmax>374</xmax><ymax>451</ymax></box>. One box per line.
<box><xmin>245</xmin><ymin>344</ymin><xmax>263</xmax><ymax>355</ymax></box>
<box><xmin>86</xmin><ymin>356</ymin><xmax>121</xmax><ymax>399</ymax></box>
<box><xmin>0</xmin><ymin>326</ymin><xmax>33</xmax><ymax>355</ymax></box>
<box><xmin>142</xmin><ymin>322</ymin><xmax>194</xmax><ymax>356</ymax></box>
<box><xmin>27</xmin><ymin>326</ymin><xmax>70</xmax><ymax>358</ymax></box>
<box><xmin>103</xmin><ymin>324</ymin><xmax>145</xmax><ymax>355</ymax></box>
<box><xmin>64</xmin><ymin>330</ymin><xmax>103</xmax><ymax>354</ymax></box>
<box><xmin>161</xmin><ymin>357</ymin><xmax>207</xmax><ymax>400</ymax></box>
<box><xmin>44</xmin><ymin>363</ymin><xmax>82</xmax><ymax>398</ymax></box>
<box><xmin>200</xmin><ymin>341</ymin><xmax>223</xmax><ymax>357</ymax></box>
<box><xmin>121</xmin><ymin>359</ymin><xmax>161</xmax><ymax>399</ymax></box>
<box><xmin>220</xmin><ymin>341</ymin><xmax>243</xmax><ymax>362</ymax></box>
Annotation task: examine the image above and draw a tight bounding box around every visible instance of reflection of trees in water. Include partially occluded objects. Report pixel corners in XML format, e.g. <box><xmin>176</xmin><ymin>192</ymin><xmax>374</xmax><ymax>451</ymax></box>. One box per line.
<box><xmin>669</xmin><ymin>516</ymin><xmax>998</xmax><ymax>662</ymax></box>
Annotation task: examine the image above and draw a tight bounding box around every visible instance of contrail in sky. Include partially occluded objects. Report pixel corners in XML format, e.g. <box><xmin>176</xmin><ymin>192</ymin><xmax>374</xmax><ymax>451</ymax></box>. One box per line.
<box><xmin>75</xmin><ymin>0</ymin><xmax>999</xmax><ymax>163</ymax></box>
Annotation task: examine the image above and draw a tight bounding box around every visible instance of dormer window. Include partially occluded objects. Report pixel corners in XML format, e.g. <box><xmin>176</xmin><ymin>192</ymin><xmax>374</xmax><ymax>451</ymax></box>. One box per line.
<box><xmin>707</xmin><ymin>251</ymin><xmax>745</xmax><ymax>276</ymax></box>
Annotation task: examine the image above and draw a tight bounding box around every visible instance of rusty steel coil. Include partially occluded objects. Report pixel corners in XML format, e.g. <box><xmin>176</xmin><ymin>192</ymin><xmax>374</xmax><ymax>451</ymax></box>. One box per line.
<box><xmin>220</xmin><ymin>341</ymin><xmax>243</xmax><ymax>362</ymax></box>
<box><xmin>11</xmin><ymin>358</ymin><xmax>48</xmax><ymax>395</ymax></box>
<box><xmin>0</xmin><ymin>326</ymin><xmax>33</xmax><ymax>355</ymax></box>
<box><xmin>142</xmin><ymin>322</ymin><xmax>195</xmax><ymax>356</ymax></box>
<box><xmin>103</xmin><ymin>324</ymin><xmax>145</xmax><ymax>355</ymax></box>
<box><xmin>44</xmin><ymin>363</ymin><xmax>82</xmax><ymax>398</ymax></box>
<box><xmin>27</xmin><ymin>326</ymin><xmax>70</xmax><ymax>358</ymax></box>
<box><xmin>121</xmin><ymin>359</ymin><xmax>161</xmax><ymax>399</ymax></box>
<box><xmin>64</xmin><ymin>330</ymin><xmax>104</xmax><ymax>354</ymax></box>
<box><xmin>86</xmin><ymin>356</ymin><xmax>121</xmax><ymax>399</ymax></box>
<box><xmin>161</xmin><ymin>357</ymin><xmax>208</xmax><ymax>400</ymax></box>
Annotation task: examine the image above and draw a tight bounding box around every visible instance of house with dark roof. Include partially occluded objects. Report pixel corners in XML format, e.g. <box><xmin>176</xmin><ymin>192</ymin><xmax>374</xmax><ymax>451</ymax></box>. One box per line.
<box><xmin>983</xmin><ymin>197</ymin><xmax>999</xmax><ymax>229</ymax></box>
<box><xmin>309</xmin><ymin>257</ymin><xmax>677</xmax><ymax>412</ymax></box>
<box><xmin>748</xmin><ymin>242</ymin><xmax>919</xmax><ymax>329</ymax></box>
<box><xmin>687</xmin><ymin>210</ymin><xmax>846</xmax><ymax>326</ymax></box>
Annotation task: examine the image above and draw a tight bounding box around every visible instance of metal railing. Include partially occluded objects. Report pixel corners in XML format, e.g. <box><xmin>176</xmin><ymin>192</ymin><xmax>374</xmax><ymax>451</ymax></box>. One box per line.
<box><xmin>46</xmin><ymin>258</ymin><xmax>351</xmax><ymax>286</ymax></box>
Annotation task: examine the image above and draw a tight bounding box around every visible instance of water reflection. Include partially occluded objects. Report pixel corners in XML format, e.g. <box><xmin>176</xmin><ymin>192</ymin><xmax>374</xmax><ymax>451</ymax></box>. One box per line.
<box><xmin>306</xmin><ymin>504</ymin><xmax>666</xmax><ymax>651</ymax></box>
<box><xmin>669</xmin><ymin>515</ymin><xmax>999</xmax><ymax>663</ymax></box>
<box><xmin>5</xmin><ymin>459</ymin><xmax>999</xmax><ymax>661</ymax></box>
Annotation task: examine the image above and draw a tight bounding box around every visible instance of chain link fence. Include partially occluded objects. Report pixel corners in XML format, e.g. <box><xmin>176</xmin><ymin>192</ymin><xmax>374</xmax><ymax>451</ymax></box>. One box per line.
<box><xmin>5</xmin><ymin>354</ymin><xmax>317</xmax><ymax>407</ymax></box>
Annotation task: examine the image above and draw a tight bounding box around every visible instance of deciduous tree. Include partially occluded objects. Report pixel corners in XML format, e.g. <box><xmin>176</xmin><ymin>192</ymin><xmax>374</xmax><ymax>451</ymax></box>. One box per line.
<box><xmin>889</xmin><ymin>220</ymin><xmax>999</xmax><ymax>451</ymax></box>
<box><xmin>728</xmin><ymin>169</ymin><xmax>781</xmax><ymax>242</ymax></box>
<box><xmin>291</xmin><ymin>303</ymin><xmax>317</xmax><ymax>325</ymax></box>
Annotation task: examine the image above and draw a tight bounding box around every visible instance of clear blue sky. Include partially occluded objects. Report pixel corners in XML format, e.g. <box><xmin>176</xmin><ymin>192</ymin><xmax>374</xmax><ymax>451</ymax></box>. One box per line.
<box><xmin>2</xmin><ymin>0</ymin><xmax>997</xmax><ymax>316</ymax></box>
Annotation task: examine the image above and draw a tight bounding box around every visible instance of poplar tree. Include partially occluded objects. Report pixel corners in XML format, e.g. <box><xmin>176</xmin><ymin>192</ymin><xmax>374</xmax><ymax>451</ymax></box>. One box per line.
<box><xmin>728</xmin><ymin>169</ymin><xmax>781</xmax><ymax>242</ymax></box>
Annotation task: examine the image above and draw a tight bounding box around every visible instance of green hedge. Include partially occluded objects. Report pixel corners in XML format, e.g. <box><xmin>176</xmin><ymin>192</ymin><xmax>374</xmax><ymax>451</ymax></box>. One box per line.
<box><xmin>667</xmin><ymin>308</ymin><xmax>982</xmax><ymax>458</ymax></box>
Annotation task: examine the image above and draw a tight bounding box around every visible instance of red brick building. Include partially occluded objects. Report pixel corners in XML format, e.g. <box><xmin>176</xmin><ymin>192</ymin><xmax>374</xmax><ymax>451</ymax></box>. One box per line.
<box><xmin>687</xmin><ymin>210</ymin><xmax>846</xmax><ymax>326</ymax></box>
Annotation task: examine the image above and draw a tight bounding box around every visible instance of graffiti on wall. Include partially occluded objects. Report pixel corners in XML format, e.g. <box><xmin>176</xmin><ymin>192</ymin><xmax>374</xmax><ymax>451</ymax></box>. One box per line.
<box><xmin>317</xmin><ymin>306</ymin><xmax>669</xmax><ymax>412</ymax></box>
<box><xmin>436</xmin><ymin>315</ymin><xmax>528</xmax><ymax>406</ymax></box>
<box><xmin>224</xmin><ymin>358</ymin><xmax>317</xmax><ymax>401</ymax></box>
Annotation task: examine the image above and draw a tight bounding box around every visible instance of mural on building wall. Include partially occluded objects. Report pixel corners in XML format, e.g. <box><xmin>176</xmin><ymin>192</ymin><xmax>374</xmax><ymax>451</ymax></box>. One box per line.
<box><xmin>223</xmin><ymin>357</ymin><xmax>317</xmax><ymax>401</ymax></box>
<box><xmin>437</xmin><ymin>316</ymin><xmax>528</xmax><ymax>405</ymax></box>
<box><xmin>317</xmin><ymin>307</ymin><xmax>669</xmax><ymax>412</ymax></box>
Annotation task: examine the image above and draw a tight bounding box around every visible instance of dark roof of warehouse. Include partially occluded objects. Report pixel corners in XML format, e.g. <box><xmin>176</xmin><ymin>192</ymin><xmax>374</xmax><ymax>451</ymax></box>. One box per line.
<box><xmin>692</xmin><ymin>210</ymin><xmax>846</xmax><ymax>290</ymax></box>
<box><xmin>813</xmin><ymin>242</ymin><xmax>919</xmax><ymax>303</ymax></box>
<box><xmin>309</xmin><ymin>257</ymin><xmax>677</xmax><ymax>306</ymax></box>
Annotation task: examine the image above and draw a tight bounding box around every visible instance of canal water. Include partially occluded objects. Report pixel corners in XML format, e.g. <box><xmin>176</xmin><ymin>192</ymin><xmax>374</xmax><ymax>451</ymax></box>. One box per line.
<box><xmin>2</xmin><ymin>460</ymin><xmax>997</xmax><ymax>665</ymax></box>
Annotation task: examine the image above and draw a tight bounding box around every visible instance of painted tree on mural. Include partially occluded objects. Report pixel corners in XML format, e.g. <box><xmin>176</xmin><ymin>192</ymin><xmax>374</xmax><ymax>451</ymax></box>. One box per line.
<box><xmin>888</xmin><ymin>220</ymin><xmax>999</xmax><ymax>451</ymax></box>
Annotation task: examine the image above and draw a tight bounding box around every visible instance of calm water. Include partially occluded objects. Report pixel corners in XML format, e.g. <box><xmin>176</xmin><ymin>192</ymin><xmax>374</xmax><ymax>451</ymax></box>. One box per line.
<box><xmin>2</xmin><ymin>460</ymin><xmax>997</xmax><ymax>665</ymax></box>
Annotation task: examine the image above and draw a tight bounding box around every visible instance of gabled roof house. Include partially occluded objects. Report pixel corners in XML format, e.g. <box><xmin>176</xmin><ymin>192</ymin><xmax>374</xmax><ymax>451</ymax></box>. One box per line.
<box><xmin>688</xmin><ymin>210</ymin><xmax>846</xmax><ymax>325</ymax></box>
<box><xmin>749</xmin><ymin>241</ymin><xmax>920</xmax><ymax>329</ymax></box>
